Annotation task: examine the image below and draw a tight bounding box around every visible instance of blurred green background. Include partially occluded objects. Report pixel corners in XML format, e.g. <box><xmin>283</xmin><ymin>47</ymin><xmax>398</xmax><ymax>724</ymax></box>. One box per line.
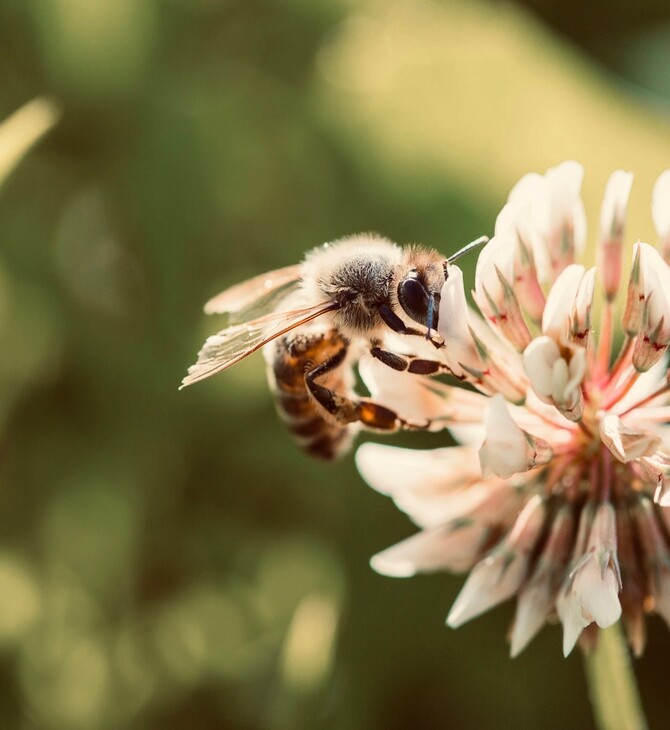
<box><xmin>1</xmin><ymin>0</ymin><xmax>670</xmax><ymax>727</ymax></box>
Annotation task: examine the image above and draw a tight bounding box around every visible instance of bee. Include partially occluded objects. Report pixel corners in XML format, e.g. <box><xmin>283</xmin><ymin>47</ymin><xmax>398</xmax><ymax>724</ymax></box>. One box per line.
<box><xmin>181</xmin><ymin>233</ymin><xmax>487</xmax><ymax>460</ymax></box>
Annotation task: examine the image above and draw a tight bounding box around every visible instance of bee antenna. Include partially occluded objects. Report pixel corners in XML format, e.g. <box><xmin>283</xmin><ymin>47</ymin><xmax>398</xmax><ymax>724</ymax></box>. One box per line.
<box><xmin>445</xmin><ymin>235</ymin><xmax>489</xmax><ymax>265</ymax></box>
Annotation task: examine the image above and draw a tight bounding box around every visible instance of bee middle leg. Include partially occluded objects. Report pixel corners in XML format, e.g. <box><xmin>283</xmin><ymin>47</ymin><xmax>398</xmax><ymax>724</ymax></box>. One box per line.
<box><xmin>305</xmin><ymin>347</ymin><xmax>427</xmax><ymax>432</ymax></box>
<box><xmin>370</xmin><ymin>346</ymin><xmax>451</xmax><ymax>375</ymax></box>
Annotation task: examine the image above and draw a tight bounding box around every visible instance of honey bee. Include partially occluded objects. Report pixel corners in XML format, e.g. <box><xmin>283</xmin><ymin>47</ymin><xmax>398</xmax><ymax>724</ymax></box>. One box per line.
<box><xmin>181</xmin><ymin>233</ymin><xmax>487</xmax><ymax>459</ymax></box>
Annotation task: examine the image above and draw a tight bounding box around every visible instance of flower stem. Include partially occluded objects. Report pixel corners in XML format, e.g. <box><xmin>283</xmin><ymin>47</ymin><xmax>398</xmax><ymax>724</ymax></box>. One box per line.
<box><xmin>583</xmin><ymin>624</ymin><xmax>648</xmax><ymax>730</ymax></box>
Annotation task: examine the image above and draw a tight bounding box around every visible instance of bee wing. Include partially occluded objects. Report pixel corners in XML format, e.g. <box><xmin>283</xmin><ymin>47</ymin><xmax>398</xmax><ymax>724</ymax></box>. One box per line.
<box><xmin>204</xmin><ymin>265</ymin><xmax>303</xmax><ymax>323</ymax></box>
<box><xmin>180</xmin><ymin>300</ymin><xmax>337</xmax><ymax>389</ymax></box>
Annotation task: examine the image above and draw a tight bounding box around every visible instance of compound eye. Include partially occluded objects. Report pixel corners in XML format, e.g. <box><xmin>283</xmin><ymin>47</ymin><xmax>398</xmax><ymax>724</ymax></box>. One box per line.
<box><xmin>397</xmin><ymin>276</ymin><xmax>429</xmax><ymax>326</ymax></box>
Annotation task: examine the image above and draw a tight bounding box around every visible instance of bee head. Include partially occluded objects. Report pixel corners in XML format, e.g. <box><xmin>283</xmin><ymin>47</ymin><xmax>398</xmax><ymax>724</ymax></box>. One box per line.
<box><xmin>397</xmin><ymin>265</ymin><xmax>443</xmax><ymax>330</ymax></box>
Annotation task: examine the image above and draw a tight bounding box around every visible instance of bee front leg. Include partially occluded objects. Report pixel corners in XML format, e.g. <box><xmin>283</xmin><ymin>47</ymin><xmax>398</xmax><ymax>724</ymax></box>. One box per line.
<box><xmin>305</xmin><ymin>351</ymin><xmax>427</xmax><ymax>432</ymax></box>
<box><xmin>378</xmin><ymin>304</ymin><xmax>444</xmax><ymax>348</ymax></box>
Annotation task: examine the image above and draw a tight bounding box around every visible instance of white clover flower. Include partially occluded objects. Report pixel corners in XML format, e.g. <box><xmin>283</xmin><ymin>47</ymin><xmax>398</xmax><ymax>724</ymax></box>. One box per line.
<box><xmin>356</xmin><ymin>163</ymin><xmax>670</xmax><ymax>657</ymax></box>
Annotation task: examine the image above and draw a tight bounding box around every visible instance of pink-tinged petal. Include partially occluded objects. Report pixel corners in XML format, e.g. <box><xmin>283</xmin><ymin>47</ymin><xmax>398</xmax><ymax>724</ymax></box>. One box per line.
<box><xmin>466</xmin><ymin>312</ymin><xmax>529</xmax><ymax>401</ymax></box>
<box><xmin>632</xmin><ymin>337</ymin><xmax>668</xmax><ymax>374</ymax></box>
<box><xmin>599</xmin><ymin>414</ymin><xmax>661</xmax><ymax>462</ymax></box>
<box><xmin>506</xmin><ymin>162</ymin><xmax>586</xmax><ymax>283</ymax></box>
<box><xmin>370</xmin><ymin>521</ymin><xmax>489</xmax><ymax>577</ymax></box>
<box><xmin>571</xmin><ymin>267</ymin><xmax>596</xmax><ymax>344</ymax></box>
<box><xmin>438</xmin><ymin>266</ymin><xmax>482</xmax><ymax>377</ymax></box>
<box><xmin>652</xmin><ymin>169</ymin><xmax>670</xmax><ymax>262</ymax></box>
<box><xmin>622</xmin><ymin>244</ymin><xmax>644</xmax><ymax>336</ymax></box>
<box><xmin>542</xmin><ymin>264</ymin><xmax>585</xmax><ymax>341</ymax></box>
<box><xmin>510</xmin><ymin>506</ymin><xmax>575</xmax><ymax>657</ymax></box>
<box><xmin>447</xmin><ymin>496</ymin><xmax>545</xmax><ymax>628</ymax></box>
<box><xmin>598</xmin><ymin>170</ymin><xmax>633</xmax><ymax>301</ymax></box>
<box><xmin>632</xmin><ymin>242</ymin><xmax>670</xmax><ymax>370</ymax></box>
<box><xmin>545</xmin><ymin>161</ymin><xmax>587</xmax><ymax>277</ymax></box>
<box><xmin>545</xmin><ymin>161</ymin><xmax>585</xmax><ymax>236</ymax></box>
<box><xmin>475</xmin><ymin>235</ymin><xmax>515</xmax><ymax>310</ymax></box>
<box><xmin>639</xmin><ymin>242</ymin><xmax>670</xmax><ymax>330</ymax></box>
<box><xmin>507</xmin><ymin>176</ymin><xmax>553</xmax><ymax>285</ymax></box>
<box><xmin>479</xmin><ymin>395</ymin><xmax>552</xmax><ymax>478</ymax></box>
<box><xmin>634</xmin><ymin>451</ymin><xmax>670</xmax><ymax>504</ymax></box>
<box><xmin>513</xmin><ymin>240</ymin><xmax>546</xmax><ymax>323</ymax></box>
<box><xmin>473</xmin><ymin>235</ymin><xmax>532</xmax><ymax>351</ymax></box>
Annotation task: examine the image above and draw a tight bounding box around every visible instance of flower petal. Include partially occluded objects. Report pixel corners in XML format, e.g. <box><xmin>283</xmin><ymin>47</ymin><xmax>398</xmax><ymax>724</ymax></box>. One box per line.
<box><xmin>355</xmin><ymin>443</ymin><xmax>520</xmax><ymax>528</ymax></box>
<box><xmin>370</xmin><ymin>521</ymin><xmax>489</xmax><ymax>577</ymax></box>
<box><xmin>542</xmin><ymin>264</ymin><xmax>585</xmax><ymax>341</ymax></box>
<box><xmin>358</xmin><ymin>355</ymin><xmax>447</xmax><ymax>430</ymax></box>
<box><xmin>479</xmin><ymin>394</ymin><xmax>552</xmax><ymax>478</ymax></box>
<box><xmin>557</xmin><ymin>586</ymin><xmax>590</xmax><ymax>657</ymax></box>
<box><xmin>632</xmin><ymin>242</ymin><xmax>670</xmax><ymax>369</ymax></box>
<box><xmin>446</xmin><ymin>496</ymin><xmax>545</xmax><ymax>628</ymax></box>
<box><xmin>599</xmin><ymin>414</ymin><xmax>661</xmax><ymax>462</ymax></box>
<box><xmin>511</xmin><ymin>580</ymin><xmax>552</xmax><ymax>658</ymax></box>
<box><xmin>510</xmin><ymin>506</ymin><xmax>575</xmax><ymax>657</ymax></box>
<box><xmin>355</xmin><ymin>443</ymin><xmax>479</xmax><ymax>498</ymax></box>
<box><xmin>523</xmin><ymin>336</ymin><xmax>560</xmax><ymax>399</ymax></box>
<box><xmin>598</xmin><ymin>170</ymin><xmax>633</xmax><ymax>300</ymax></box>
<box><xmin>475</xmin><ymin>234</ymin><xmax>515</xmax><ymax>312</ymax></box>
<box><xmin>438</xmin><ymin>266</ymin><xmax>481</xmax><ymax>377</ymax></box>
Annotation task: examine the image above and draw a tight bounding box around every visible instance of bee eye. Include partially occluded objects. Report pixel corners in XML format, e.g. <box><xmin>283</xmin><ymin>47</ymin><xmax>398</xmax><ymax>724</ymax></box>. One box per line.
<box><xmin>397</xmin><ymin>277</ymin><xmax>429</xmax><ymax>326</ymax></box>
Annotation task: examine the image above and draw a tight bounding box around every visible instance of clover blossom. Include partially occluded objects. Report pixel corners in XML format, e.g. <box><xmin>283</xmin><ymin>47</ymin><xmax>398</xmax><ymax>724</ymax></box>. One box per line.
<box><xmin>356</xmin><ymin>161</ymin><xmax>670</xmax><ymax>657</ymax></box>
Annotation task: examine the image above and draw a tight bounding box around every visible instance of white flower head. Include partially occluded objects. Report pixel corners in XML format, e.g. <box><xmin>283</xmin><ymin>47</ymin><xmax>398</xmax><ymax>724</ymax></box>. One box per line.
<box><xmin>355</xmin><ymin>162</ymin><xmax>670</xmax><ymax>658</ymax></box>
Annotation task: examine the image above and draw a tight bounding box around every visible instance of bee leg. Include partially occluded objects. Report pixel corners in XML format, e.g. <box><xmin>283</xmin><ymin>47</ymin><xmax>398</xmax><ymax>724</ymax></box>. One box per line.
<box><xmin>305</xmin><ymin>349</ymin><xmax>424</xmax><ymax>432</ymax></box>
<box><xmin>370</xmin><ymin>346</ymin><xmax>449</xmax><ymax>375</ymax></box>
<box><xmin>378</xmin><ymin>304</ymin><xmax>444</xmax><ymax>348</ymax></box>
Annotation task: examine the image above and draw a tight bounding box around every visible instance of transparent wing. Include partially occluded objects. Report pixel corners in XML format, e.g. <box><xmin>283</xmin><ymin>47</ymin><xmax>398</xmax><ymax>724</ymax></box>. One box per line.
<box><xmin>204</xmin><ymin>264</ymin><xmax>303</xmax><ymax>324</ymax></box>
<box><xmin>180</xmin><ymin>300</ymin><xmax>337</xmax><ymax>389</ymax></box>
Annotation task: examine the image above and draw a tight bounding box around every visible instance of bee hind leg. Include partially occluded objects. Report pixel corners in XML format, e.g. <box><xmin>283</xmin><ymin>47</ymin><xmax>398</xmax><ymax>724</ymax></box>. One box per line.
<box><xmin>305</xmin><ymin>349</ymin><xmax>427</xmax><ymax>432</ymax></box>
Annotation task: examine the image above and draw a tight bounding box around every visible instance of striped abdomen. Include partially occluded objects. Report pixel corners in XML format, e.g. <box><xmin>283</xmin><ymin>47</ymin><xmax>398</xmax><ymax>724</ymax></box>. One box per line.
<box><xmin>266</xmin><ymin>328</ymin><xmax>355</xmax><ymax>460</ymax></box>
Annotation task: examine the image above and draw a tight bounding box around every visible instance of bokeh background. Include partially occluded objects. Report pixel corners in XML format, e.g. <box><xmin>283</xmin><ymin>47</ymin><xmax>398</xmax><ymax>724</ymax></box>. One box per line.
<box><xmin>1</xmin><ymin>0</ymin><xmax>670</xmax><ymax>727</ymax></box>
